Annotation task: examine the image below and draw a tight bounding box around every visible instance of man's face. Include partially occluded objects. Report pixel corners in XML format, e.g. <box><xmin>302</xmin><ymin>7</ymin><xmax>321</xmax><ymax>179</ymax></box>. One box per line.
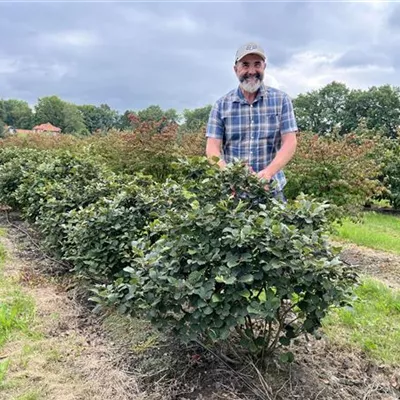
<box><xmin>234</xmin><ymin>54</ymin><xmax>266</xmax><ymax>93</ymax></box>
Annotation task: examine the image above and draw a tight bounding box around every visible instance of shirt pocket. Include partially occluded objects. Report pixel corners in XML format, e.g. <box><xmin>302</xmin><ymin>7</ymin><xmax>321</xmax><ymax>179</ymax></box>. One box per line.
<box><xmin>259</xmin><ymin>112</ymin><xmax>280</xmax><ymax>139</ymax></box>
<box><xmin>225</xmin><ymin>124</ymin><xmax>249</xmax><ymax>143</ymax></box>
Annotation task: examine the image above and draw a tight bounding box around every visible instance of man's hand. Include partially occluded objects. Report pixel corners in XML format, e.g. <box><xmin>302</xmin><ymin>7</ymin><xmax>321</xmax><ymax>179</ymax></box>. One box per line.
<box><xmin>206</xmin><ymin>138</ymin><xmax>226</xmax><ymax>169</ymax></box>
<box><xmin>257</xmin><ymin>169</ymin><xmax>272</xmax><ymax>182</ymax></box>
<box><xmin>217</xmin><ymin>159</ymin><xmax>227</xmax><ymax>169</ymax></box>
<box><xmin>257</xmin><ymin>169</ymin><xmax>272</xmax><ymax>190</ymax></box>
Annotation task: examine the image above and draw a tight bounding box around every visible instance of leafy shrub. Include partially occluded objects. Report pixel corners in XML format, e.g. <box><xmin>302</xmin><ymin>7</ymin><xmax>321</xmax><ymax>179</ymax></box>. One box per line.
<box><xmin>81</xmin><ymin>121</ymin><xmax>181</xmax><ymax>180</ymax></box>
<box><xmin>0</xmin><ymin>132</ymin><xmax>78</xmax><ymax>152</ymax></box>
<box><xmin>0</xmin><ymin>147</ymin><xmax>49</xmax><ymax>209</ymax></box>
<box><xmin>15</xmin><ymin>152</ymin><xmax>112</xmax><ymax>219</ymax></box>
<box><xmin>0</xmin><ymin>146</ymin><xmax>357</xmax><ymax>360</ymax></box>
<box><xmin>377</xmin><ymin>137</ymin><xmax>400</xmax><ymax>208</ymax></box>
<box><xmin>62</xmin><ymin>168</ymin><xmax>212</xmax><ymax>282</ymax></box>
<box><xmin>14</xmin><ymin>152</ymin><xmax>126</xmax><ymax>258</ymax></box>
<box><xmin>285</xmin><ymin>132</ymin><xmax>384</xmax><ymax>216</ymax></box>
<box><xmin>0</xmin><ymin>123</ymin><xmax>207</xmax><ymax>181</ymax></box>
<box><xmin>92</xmin><ymin>161</ymin><xmax>357</xmax><ymax>357</ymax></box>
<box><xmin>62</xmin><ymin>176</ymin><xmax>155</xmax><ymax>281</ymax></box>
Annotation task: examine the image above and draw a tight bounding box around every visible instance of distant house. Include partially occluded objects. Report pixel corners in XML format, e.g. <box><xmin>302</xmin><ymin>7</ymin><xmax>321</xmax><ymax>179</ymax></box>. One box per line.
<box><xmin>6</xmin><ymin>126</ymin><xmax>17</xmax><ymax>135</ymax></box>
<box><xmin>33</xmin><ymin>123</ymin><xmax>61</xmax><ymax>134</ymax></box>
<box><xmin>5</xmin><ymin>126</ymin><xmax>37</xmax><ymax>135</ymax></box>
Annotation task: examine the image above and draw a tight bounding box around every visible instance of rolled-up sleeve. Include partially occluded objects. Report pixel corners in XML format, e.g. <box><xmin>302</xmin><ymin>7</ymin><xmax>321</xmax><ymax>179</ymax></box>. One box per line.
<box><xmin>280</xmin><ymin>94</ymin><xmax>298</xmax><ymax>134</ymax></box>
<box><xmin>206</xmin><ymin>102</ymin><xmax>224</xmax><ymax>139</ymax></box>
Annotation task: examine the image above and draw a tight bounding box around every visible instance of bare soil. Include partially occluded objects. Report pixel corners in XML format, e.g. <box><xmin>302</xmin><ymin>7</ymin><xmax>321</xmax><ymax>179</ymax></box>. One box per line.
<box><xmin>339</xmin><ymin>242</ymin><xmax>400</xmax><ymax>289</ymax></box>
<box><xmin>1</xmin><ymin>213</ymin><xmax>399</xmax><ymax>400</ymax></box>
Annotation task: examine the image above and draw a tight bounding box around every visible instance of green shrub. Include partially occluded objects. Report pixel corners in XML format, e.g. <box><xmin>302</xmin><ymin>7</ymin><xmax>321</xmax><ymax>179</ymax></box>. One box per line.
<box><xmin>15</xmin><ymin>152</ymin><xmax>113</xmax><ymax>220</ymax></box>
<box><xmin>92</xmin><ymin>160</ymin><xmax>357</xmax><ymax>357</ymax></box>
<box><xmin>62</xmin><ymin>168</ymin><xmax>212</xmax><ymax>282</ymax></box>
<box><xmin>80</xmin><ymin>126</ymin><xmax>181</xmax><ymax>181</ymax></box>
<box><xmin>62</xmin><ymin>176</ymin><xmax>155</xmax><ymax>281</ymax></box>
<box><xmin>0</xmin><ymin>146</ymin><xmax>358</xmax><ymax>360</ymax></box>
<box><xmin>285</xmin><ymin>132</ymin><xmax>384</xmax><ymax>216</ymax></box>
<box><xmin>14</xmin><ymin>152</ymin><xmax>126</xmax><ymax>258</ymax></box>
<box><xmin>381</xmin><ymin>138</ymin><xmax>400</xmax><ymax>208</ymax></box>
<box><xmin>0</xmin><ymin>147</ymin><xmax>49</xmax><ymax>209</ymax></box>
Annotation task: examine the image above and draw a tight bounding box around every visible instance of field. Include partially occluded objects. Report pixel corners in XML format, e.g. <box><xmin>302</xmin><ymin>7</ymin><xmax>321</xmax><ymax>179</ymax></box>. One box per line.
<box><xmin>0</xmin><ymin>131</ymin><xmax>399</xmax><ymax>399</ymax></box>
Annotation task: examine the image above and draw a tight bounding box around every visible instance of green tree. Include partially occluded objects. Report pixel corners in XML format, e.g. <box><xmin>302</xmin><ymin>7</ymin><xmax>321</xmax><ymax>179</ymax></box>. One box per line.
<box><xmin>182</xmin><ymin>105</ymin><xmax>212</xmax><ymax>131</ymax></box>
<box><xmin>118</xmin><ymin>110</ymin><xmax>136</xmax><ymax>130</ymax></box>
<box><xmin>137</xmin><ymin>105</ymin><xmax>179</xmax><ymax>123</ymax></box>
<box><xmin>0</xmin><ymin>103</ymin><xmax>6</xmax><ymax>131</ymax></box>
<box><xmin>293</xmin><ymin>82</ymin><xmax>400</xmax><ymax>138</ymax></box>
<box><xmin>343</xmin><ymin>85</ymin><xmax>400</xmax><ymax>138</ymax></box>
<box><xmin>0</xmin><ymin>99</ymin><xmax>34</xmax><ymax>129</ymax></box>
<box><xmin>0</xmin><ymin>119</ymin><xmax>5</xmax><ymax>138</ymax></box>
<box><xmin>34</xmin><ymin>96</ymin><xmax>65</xmax><ymax>129</ymax></box>
<box><xmin>77</xmin><ymin>105</ymin><xmax>99</xmax><ymax>133</ymax></box>
<box><xmin>78</xmin><ymin>104</ymin><xmax>119</xmax><ymax>133</ymax></box>
<box><xmin>35</xmin><ymin>96</ymin><xmax>89</xmax><ymax>134</ymax></box>
<box><xmin>62</xmin><ymin>103</ymin><xmax>88</xmax><ymax>134</ymax></box>
<box><xmin>293</xmin><ymin>81</ymin><xmax>350</xmax><ymax>135</ymax></box>
<box><xmin>97</xmin><ymin>104</ymin><xmax>119</xmax><ymax>131</ymax></box>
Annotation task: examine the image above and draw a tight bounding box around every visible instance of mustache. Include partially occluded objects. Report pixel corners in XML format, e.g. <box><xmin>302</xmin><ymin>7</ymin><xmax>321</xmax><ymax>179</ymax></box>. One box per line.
<box><xmin>240</xmin><ymin>72</ymin><xmax>263</xmax><ymax>82</ymax></box>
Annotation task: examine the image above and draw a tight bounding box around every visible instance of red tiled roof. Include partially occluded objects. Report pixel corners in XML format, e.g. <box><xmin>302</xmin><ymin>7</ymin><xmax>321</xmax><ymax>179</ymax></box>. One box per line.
<box><xmin>33</xmin><ymin>123</ymin><xmax>61</xmax><ymax>132</ymax></box>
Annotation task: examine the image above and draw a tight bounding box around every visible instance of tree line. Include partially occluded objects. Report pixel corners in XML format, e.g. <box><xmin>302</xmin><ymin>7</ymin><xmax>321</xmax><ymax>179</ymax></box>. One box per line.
<box><xmin>1</xmin><ymin>81</ymin><xmax>400</xmax><ymax>137</ymax></box>
<box><xmin>0</xmin><ymin>95</ymin><xmax>211</xmax><ymax>136</ymax></box>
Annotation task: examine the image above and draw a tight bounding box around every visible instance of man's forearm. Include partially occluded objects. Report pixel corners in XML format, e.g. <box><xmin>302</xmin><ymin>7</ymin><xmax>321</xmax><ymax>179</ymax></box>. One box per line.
<box><xmin>258</xmin><ymin>133</ymin><xmax>297</xmax><ymax>180</ymax></box>
<box><xmin>206</xmin><ymin>138</ymin><xmax>226</xmax><ymax>168</ymax></box>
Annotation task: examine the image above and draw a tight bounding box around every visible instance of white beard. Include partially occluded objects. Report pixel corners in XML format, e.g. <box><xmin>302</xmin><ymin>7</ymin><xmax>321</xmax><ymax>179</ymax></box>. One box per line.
<box><xmin>240</xmin><ymin>78</ymin><xmax>262</xmax><ymax>93</ymax></box>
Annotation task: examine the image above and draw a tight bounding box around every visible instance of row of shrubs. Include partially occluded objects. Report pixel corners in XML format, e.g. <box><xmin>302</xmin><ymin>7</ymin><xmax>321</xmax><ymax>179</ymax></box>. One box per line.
<box><xmin>2</xmin><ymin>121</ymin><xmax>399</xmax><ymax>212</ymax></box>
<box><xmin>0</xmin><ymin>146</ymin><xmax>357</xmax><ymax>359</ymax></box>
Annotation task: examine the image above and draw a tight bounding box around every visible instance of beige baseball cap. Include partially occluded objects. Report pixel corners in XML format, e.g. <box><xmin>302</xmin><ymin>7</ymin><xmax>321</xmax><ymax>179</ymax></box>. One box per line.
<box><xmin>235</xmin><ymin>42</ymin><xmax>266</xmax><ymax>63</ymax></box>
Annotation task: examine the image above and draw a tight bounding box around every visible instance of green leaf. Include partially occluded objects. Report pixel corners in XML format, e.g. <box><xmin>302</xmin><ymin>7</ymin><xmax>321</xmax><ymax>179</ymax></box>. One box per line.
<box><xmin>279</xmin><ymin>336</ymin><xmax>291</xmax><ymax>346</ymax></box>
<box><xmin>188</xmin><ymin>270</ymin><xmax>202</xmax><ymax>284</ymax></box>
<box><xmin>203</xmin><ymin>306</ymin><xmax>213</xmax><ymax>315</ymax></box>
<box><xmin>238</xmin><ymin>289</ymin><xmax>251</xmax><ymax>299</ymax></box>
<box><xmin>215</xmin><ymin>275</ymin><xmax>236</xmax><ymax>285</ymax></box>
<box><xmin>238</xmin><ymin>274</ymin><xmax>254</xmax><ymax>284</ymax></box>
<box><xmin>280</xmin><ymin>351</ymin><xmax>295</xmax><ymax>363</ymax></box>
<box><xmin>211</xmin><ymin>294</ymin><xmax>222</xmax><ymax>303</ymax></box>
<box><xmin>123</xmin><ymin>266</ymin><xmax>136</xmax><ymax>274</ymax></box>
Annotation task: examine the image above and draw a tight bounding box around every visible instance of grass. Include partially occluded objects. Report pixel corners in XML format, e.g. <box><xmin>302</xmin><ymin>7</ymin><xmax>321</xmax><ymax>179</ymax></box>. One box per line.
<box><xmin>0</xmin><ymin>296</ymin><xmax>36</xmax><ymax>348</ymax></box>
<box><xmin>334</xmin><ymin>211</ymin><xmax>400</xmax><ymax>254</ymax></box>
<box><xmin>0</xmin><ymin>240</ymin><xmax>39</xmax><ymax>392</ymax></box>
<box><xmin>0</xmin><ymin>249</ymin><xmax>37</xmax><ymax>352</ymax></box>
<box><xmin>14</xmin><ymin>391</ymin><xmax>43</xmax><ymax>400</ymax></box>
<box><xmin>323</xmin><ymin>277</ymin><xmax>400</xmax><ymax>365</ymax></box>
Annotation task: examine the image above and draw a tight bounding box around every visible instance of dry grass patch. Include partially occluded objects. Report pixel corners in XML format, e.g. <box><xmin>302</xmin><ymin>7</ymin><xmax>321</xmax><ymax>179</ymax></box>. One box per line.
<box><xmin>0</xmin><ymin>230</ymin><xmax>143</xmax><ymax>400</ymax></box>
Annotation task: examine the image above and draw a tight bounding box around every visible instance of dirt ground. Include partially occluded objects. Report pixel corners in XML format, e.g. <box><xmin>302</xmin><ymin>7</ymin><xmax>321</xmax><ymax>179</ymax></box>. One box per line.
<box><xmin>1</xmin><ymin>213</ymin><xmax>400</xmax><ymax>400</ymax></box>
<box><xmin>340</xmin><ymin>243</ymin><xmax>400</xmax><ymax>290</ymax></box>
<box><xmin>0</xmin><ymin>221</ymin><xmax>145</xmax><ymax>400</ymax></box>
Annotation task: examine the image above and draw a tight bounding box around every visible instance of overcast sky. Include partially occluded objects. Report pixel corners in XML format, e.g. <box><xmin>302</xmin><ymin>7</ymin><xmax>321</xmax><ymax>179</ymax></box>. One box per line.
<box><xmin>0</xmin><ymin>0</ymin><xmax>399</xmax><ymax>113</ymax></box>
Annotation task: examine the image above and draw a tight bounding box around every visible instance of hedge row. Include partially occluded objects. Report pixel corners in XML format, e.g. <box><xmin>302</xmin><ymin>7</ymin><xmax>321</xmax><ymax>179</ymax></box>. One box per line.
<box><xmin>1</xmin><ymin>128</ymin><xmax>391</xmax><ymax>213</ymax></box>
<box><xmin>0</xmin><ymin>147</ymin><xmax>357</xmax><ymax>359</ymax></box>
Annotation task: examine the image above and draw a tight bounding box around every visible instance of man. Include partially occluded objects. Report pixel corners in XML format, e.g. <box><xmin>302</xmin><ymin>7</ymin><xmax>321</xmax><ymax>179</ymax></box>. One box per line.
<box><xmin>206</xmin><ymin>42</ymin><xmax>298</xmax><ymax>199</ymax></box>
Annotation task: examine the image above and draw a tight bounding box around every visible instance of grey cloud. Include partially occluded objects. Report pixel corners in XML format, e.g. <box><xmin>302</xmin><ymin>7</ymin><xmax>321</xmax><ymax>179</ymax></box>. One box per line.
<box><xmin>0</xmin><ymin>1</ymin><xmax>399</xmax><ymax>114</ymax></box>
<box><xmin>388</xmin><ymin>4</ymin><xmax>400</xmax><ymax>29</ymax></box>
<box><xmin>333</xmin><ymin>50</ymin><xmax>392</xmax><ymax>69</ymax></box>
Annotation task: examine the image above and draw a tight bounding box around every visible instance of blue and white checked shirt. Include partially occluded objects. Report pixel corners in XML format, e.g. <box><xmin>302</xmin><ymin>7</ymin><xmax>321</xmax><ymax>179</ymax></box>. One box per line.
<box><xmin>206</xmin><ymin>84</ymin><xmax>298</xmax><ymax>191</ymax></box>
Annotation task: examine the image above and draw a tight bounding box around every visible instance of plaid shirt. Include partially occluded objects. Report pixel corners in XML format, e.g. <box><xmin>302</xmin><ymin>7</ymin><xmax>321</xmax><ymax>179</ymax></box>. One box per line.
<box><xmin>206</xmin><ymin>84</ymin><xmax>298</xmax><ymax>191</ymax></box>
